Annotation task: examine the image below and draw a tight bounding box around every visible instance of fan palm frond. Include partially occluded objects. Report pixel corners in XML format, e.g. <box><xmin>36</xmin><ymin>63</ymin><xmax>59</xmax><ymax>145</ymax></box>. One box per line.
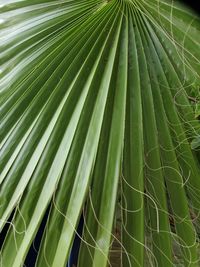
<box><xmin>0</xmin><ymin>0</ymin><xmax>200</xmax><ymax>266</ymax></box>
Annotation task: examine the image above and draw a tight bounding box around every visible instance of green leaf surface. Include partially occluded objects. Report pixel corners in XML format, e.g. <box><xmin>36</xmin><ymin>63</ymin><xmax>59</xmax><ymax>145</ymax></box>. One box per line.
<box><xmin>0</xmin><ymin>0</ymin><xmax>200</xmax><ymax>266</ymax></box>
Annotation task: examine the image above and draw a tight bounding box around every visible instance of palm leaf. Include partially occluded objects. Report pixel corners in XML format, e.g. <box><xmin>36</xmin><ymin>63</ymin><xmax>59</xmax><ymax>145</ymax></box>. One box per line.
<box><xmin>0</xmin><ymin>0</ymin><xmax>200</xmax><ymax>266</ymax></box>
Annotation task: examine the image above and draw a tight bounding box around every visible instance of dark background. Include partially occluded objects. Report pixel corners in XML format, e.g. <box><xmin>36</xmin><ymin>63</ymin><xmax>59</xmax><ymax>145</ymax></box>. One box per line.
<box><xmin>182</xmin><ymin>1</ymin><xmax>200</xmax><ymax>15</ymax></box>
